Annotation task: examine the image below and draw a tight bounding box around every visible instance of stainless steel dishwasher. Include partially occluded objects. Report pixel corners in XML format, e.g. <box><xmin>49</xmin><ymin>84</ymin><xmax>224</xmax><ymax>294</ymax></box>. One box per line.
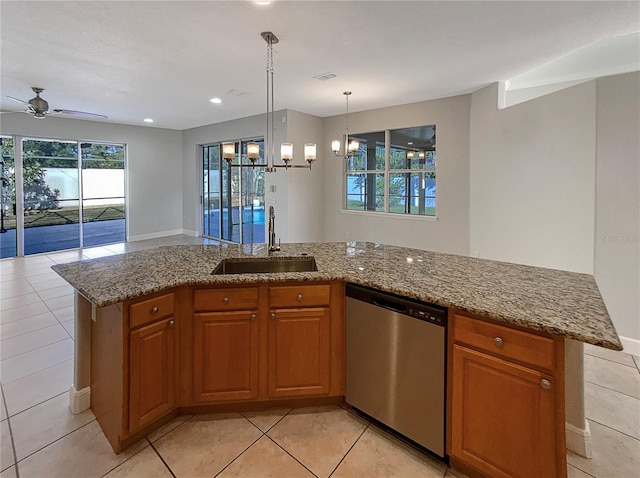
<box><xmin>346</xmin><ymin>283</ymin><xmax>447</xmax><ymax>458</ymax></box>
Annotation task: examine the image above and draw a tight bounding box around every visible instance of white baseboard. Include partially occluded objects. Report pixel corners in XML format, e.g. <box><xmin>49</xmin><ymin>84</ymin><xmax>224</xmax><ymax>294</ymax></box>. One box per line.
<box><xmin>566</xmin><ymin>421</ymin><xmax>592</xmax><ymax>458</ymax></box>
<box><xmin>69</xmin><ymin>386</ymin><xmax>91</xmax><ymax>414</ymax></box>
<box><xmin>182</xmin><ymin>229</ymin><xmax>199</xmax><ymax>237</ymax></box>
<box><xmin>620</xmin><ymin>335</ymin><xmax>640</xmax><ymax>357</ymax></box>
<box><xmin>127</xmin><ymin>229</ymin><xmax>185</xmax><ymax>242</ymax></box>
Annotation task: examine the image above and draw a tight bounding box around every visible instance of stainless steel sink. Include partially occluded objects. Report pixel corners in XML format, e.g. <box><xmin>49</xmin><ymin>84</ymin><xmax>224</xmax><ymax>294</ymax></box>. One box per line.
<box><xmin>212</xmin><ymin>256</ymin><xmax>318</xmax><ymax>275</ymax></box>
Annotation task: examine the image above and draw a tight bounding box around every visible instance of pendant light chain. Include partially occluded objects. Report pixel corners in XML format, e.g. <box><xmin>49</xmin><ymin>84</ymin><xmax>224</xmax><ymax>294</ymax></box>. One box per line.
<box><xmin>266</xmin><ymin>36</ymin><xmax>276</xmax><ymax>169</ymax></box>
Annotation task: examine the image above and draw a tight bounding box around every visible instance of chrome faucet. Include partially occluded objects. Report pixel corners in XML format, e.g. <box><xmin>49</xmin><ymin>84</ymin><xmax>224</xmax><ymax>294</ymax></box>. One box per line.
<box><xmin>268</xmin><ymin>205</ymin><xmax>281</xmax><ymax>253</ymax></box>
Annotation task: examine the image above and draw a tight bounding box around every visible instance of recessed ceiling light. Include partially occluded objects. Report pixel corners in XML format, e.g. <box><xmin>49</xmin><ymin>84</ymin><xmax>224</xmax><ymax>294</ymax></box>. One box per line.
<box><xmin>255</xmin><ymin>1</ymin><xmax>271</xmax><ymax>5</ymax></box>
<box><xmin>143</xmin><ymin>118</ymin><xmax>154</xmax><ymax>123</ymax></box>
<box><xmin>210</xmin><ymin>97</ymin><xmax>222</xmax><ymax>104</ymax></box>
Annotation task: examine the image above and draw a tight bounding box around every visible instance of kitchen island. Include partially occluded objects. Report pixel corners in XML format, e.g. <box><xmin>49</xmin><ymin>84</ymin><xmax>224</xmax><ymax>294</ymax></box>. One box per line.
<box><xmin>52</xmin><ymin>242</ymin><xmax>621</xmax><ymax>478</ymax></box>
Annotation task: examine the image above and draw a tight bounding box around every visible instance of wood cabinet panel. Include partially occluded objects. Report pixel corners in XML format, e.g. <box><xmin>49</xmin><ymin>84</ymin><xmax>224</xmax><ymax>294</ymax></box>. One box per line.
<box><xmin>269</xmin><ymin>285</ymin><xmax>330</xmax><ymax>308</ymax></box>
<box><xmin>194</xmin><ymin>287</ymin><xmax>259</xmax><ymax>312</ymax></box>
<box><xmin>193</xmin><ymin>311</ymin><xmax>259</xmax><ymax>402</ymax></box>
<box><xmin>129</xmin><ymin>293</ymin><xmax>175</xmax><ymax>329</ymax></box>
<box><xmin>268</xmin><ymin>307</ymin><xmax>330</xmax><ymax>398</ymax></box>
<box><xmin>129</xmin><ymin>317</ymin><xmax>176</xmax><ymax>432</ymax></box>
<box><xmin>453</xmin><ymin>313</ymin><xmax>555</xmax><ymax>372</ymax></box>
<box><xmin>451</xmin><ymin>344</ymin><xmax>557</xmax><ymax>478</ymax></box>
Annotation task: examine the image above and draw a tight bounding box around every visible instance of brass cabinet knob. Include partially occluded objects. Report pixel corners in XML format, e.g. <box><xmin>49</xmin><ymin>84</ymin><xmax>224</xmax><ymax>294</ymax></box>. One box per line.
<box><xmin>250</xmin><ymin>313</ymin><xmax>257</xmax><ymax>321</ymax></box>
<box><xmin>297</xmin><ymin>293</ymin><xmax>303</xmax><ymax>302</ymax></box>
<box><xmin>223</xmin><ymin>297</ymin><xmax>229</xmax><ymax>304</ymax></box>
<box><xmin>151</xmin><ymin>307</ymin><xmax>159</xmax><ymax>314</ymax></box>
<box><xmin>270</xmin><ymin>312</ymin><xmax>276</xmax><ymax>319</ymax></box>
<box><xmin>541</xmin><ymin>379</ymin><xmax>551</xmax><ymax>390</ymax></box>
<box><xmin>494</xmin><ymin>337</ymin><xmax>503</xmax><ymax>347</ymax></box>
<box><xmin>168</xmin><ymin>319</ymin><xmax>175</xmax><ymax>327</ymax></box>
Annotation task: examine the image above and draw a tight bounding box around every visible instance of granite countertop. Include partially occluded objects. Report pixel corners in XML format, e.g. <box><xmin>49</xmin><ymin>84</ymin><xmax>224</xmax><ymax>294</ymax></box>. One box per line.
<box><xmin>51</xmin><ymin>242</ymin><xmax>622</xmax><ymax>351</ymax></box>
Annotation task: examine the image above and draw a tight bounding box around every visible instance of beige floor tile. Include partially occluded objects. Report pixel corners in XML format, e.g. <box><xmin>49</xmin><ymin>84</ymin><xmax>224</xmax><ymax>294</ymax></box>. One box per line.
<box><xmin>20</xmin><ymin>266</ymin><xmax>58</xmax><ymax>279</ymax></box>
<box><xmin>3</xmin><ymin>360</ymin><xmax>73</xmax><ymax>416</ymax></box>
<box><xmin>567</xmin><ymin>420</ymin><xmax>640</xmax><ymax>477</ymax></box>
<box><xmin>0</xmin><ymin>420</ymin><xmax>13</xmax><ymax>472</ymax></box>
<box><xmin>0</xmin><ymin>311</ymin><xmax>58</xmax><ymax>341</ymax></box>
<box><xmin>267</xmin><ymin>406</ymin><xmax>368</xmax><ymax>478</ymax></box>
<box><xmin>0</xmin><ymin>280</ymin><xmax>35</xmax><ymax>300</ymax></box>
<box><xmin>218</xmin><ymin>435</ymin><xmax>314</xmax><ymax>478</ymax></box>
<box><xmin>585</xmin><ymin>354</ymin><xmax>640</xmax><ymax>399</ymax></box>
<box><xmin>567</xmin><ymin>464</ymin><xmax>593</xmax><ymax>477</ymax></box>
<box><xmin>61</xmin><ymin>320</ymin><xmax>74</xmax><ymax>339</ymax></box>
<box><xmin>53</xmin><ymin>306</ymin><xmax>75</xmax><ymax>323</ymax></box>
<box><xmin>0</xmin><ymin>465</ymin><xmax>17</xmax><ymax>478</ymax></box>
<box><xmin>17</xmin><ymin>421</ymin><xmax>148</xmax><ymax>478</ymax></box>
<box><xmin>46</xmin><ymin>252</ymin><xmax>85</xmax><ymax>264</ymax></box>
<box><xmin>0</xmin><ymin>302</ymin><xmax>50</xmax><ymax>325</ymax></box>
<box><xmin>11</xmin><ymin>393</ymin><xmax>95</xmax><ymax>461</ymax></box>
<box><xmin>154</xmin><ymin>413</ymin><xmax>262</xmax><ymax>477</ymax></box>
<box><xmin>27</xmin><ymin>276</ymin><xmax>68</xmax><ymax>292</ymax></box>
<box><xmin>240</xmin><ymin>408</ymin><xmax>291</xmax><ymax>432</ymax></box>
<box><xmin>0</xmin><ymin>293</ymin><xmax>42</xmax><ymax>312</ymax></box>
<box><xmin>585</xmin><ymin>381</ymin><xmax>640</xmax><ymax>440</ymax></box>
<box><xmin>332</xmin><ymin>425</ymin><xmax>446</xmax><ymax>478</ymax></box>
<box><xmin>81</xmin><ymin>247</ymin><xmax>117</xmax><ymax>260</ymax></box>
<box><xmin>11</xmin><ymin>256</ymin><xmax>54</xmax><ymax>267</ymax></box>
<box><xmin>1</xmin><ymin>396</ymin><xmax>7</xmax><ymax>421</ymax></box>
<box><xmin>1</xmin><ymin>338</ymin><xmax>74</xmax><ymax>383</ymax></box>
<box><xmin>146</xmin><ymin>414</ymin><xmax>192</xmax><ymax>442</ymax></box>
<box><xmin>584</xmin><ymin>343</ymin><xmax>637</xmax><ymax>368</ymax></box>
<box><xmin>634</xmin><ymin>355</ymin><xmax>640</xmax><ymax>373</ymax></box>
<box><xmin>44</xmin><ymin>295</ymin><xmax>74</xmax><ymax>313</ymax></box>
<box><xmin>36</xmin><ymin>285</ymin><xmax>74</xmax><ymax>302</ymax></box>
<box><xmin>0</xmin><ymin>324</ymin><xmax>69</xmax><ymax>360</ymax></box>
<box><xmin>103</xmin><ymin>445</ymin><xmax>172</xmax><ymax>478</ymax></box>
<box><xmin>0</xmin><ymin>272</ymin><xmax>22</xmax><ymax>284</ymax></box>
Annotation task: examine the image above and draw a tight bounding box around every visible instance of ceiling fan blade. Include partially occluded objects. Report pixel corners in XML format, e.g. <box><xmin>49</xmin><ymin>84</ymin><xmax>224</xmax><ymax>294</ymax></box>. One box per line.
<box><xmin>53</xmin><ymin>109</ymin><xmax>107</xmax><ymax>119</ymax></box>
<box><xmin>6</xmin><ymin>96</ymin><xmax>29</xmax><ymax>106</ymax></box>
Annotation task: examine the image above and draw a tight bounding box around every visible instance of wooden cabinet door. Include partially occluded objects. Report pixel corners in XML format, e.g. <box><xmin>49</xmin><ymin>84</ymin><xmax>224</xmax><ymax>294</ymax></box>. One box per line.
<box><xmin>129</xmin><ymin>317</ymin><xmax>176</xmax><ymax>433</ymax></box>
<box><xmin>268</xmin><ymin>307</ymin><xmax>330</xmax><ymax>398</ymax></box>
<box><xmin>451</xmin><ymin>344</ymin><xmax>557</xmax><ymax>478</ymax></box>
<box><xmin>193</xmin><ymin>311</ymin><xmax>259</xmax><ymax>402</ymax></box>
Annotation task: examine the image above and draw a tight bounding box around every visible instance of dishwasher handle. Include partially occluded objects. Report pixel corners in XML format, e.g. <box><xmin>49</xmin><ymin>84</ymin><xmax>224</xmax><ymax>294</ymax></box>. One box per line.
<box><xmin>373</xmin><ymin>296</ymin><xmax>407</xmax><ymax>314</ymax></box>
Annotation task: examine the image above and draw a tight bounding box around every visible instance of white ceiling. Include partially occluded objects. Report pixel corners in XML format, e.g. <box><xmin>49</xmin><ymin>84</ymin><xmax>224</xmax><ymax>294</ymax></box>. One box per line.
<box><xmin>1</xmin><ymin>1</ymin><xmax>639</xmax><ymax>130</ymax></box>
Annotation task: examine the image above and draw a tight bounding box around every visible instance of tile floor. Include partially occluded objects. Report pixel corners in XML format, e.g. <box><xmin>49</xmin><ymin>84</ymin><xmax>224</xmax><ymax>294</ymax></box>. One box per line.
<box><xmin>1</xmin><ymin>235</ymin><xmax>639</xmax><ymax>477</ymax></box>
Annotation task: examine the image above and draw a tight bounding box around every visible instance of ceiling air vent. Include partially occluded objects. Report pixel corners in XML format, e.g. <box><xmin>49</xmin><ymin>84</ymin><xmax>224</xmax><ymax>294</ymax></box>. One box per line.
<box><xmin>313</xmin><ymin>72</ymin><xmax>337</xmax><ymax>81</ymax></box>
<box><xmin>227</xmin><ymin>89</ymin><xmax>249</xmax><ymax>97</ymax></box>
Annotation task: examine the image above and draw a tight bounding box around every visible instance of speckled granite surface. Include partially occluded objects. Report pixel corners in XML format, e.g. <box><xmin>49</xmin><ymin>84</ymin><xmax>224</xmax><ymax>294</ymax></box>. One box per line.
<box><xmin>51</xmin><ymin>242</ymin><xmax>622</xmax><ymax>350</ymax></box>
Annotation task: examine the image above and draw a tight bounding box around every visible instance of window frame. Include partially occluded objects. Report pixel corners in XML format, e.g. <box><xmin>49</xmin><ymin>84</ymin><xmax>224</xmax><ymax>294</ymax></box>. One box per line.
<box><xmin>342</xmin><ymin>126</ymin><xmax>437</xmax><ymax>219</ymax></box>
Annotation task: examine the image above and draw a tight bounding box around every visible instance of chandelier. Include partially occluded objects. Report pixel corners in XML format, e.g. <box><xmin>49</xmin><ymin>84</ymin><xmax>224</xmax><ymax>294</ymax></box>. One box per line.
<box><xmin>332</xmin><ymin>91</ymin><xmax>359</xmax><ymax>160</ymax></box>
<box><xmin>223</xmin><ymin>32</ymin><xmax>316</xmax><ymax>171</ymax></box>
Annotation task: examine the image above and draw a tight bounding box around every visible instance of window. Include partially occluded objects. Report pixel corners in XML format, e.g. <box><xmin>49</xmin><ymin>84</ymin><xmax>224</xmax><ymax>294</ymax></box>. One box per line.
<box><xmin>345</xmin><ymin>125</ymin><xmax>436</xmax><ymax>216</ymax></box>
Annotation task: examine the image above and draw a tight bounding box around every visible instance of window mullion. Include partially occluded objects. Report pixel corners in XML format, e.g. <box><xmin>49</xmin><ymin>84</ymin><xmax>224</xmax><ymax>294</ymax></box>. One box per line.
<box><xmin>384</xmin><ymin>129</ymin><xmax>390</xmax><ymax>213</ymax></box>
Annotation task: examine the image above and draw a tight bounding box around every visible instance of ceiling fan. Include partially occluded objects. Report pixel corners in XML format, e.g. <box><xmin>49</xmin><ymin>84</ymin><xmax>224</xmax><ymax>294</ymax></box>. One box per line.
<box><xmin>5</xmin><ymin>87</ymin><xmax>107</xmax><ymax>120</ymax></box>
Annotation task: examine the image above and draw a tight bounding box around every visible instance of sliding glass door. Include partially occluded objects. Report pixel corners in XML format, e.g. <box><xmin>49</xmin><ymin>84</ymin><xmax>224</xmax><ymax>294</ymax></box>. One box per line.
<box><xmin>202</xmin><ymin>139</ymin><xmax>265</xmax><ymax>244</ymax></box>
<box><xmin>0</xmin><ymin>136</ymin><xmax>126</xmax><ymax>258</ymax></box>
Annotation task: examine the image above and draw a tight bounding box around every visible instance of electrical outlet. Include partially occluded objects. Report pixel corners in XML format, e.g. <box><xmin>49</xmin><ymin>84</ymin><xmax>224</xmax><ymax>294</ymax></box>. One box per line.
<box><xmin>473</xmin><ymin>250</ymin><xmax>479</xmax><ymax>258</ymax></box>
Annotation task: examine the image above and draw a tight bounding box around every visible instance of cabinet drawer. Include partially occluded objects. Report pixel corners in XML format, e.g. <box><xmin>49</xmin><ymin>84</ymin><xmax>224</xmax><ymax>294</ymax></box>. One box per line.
<box><xmin>194</xmin><ymin>287</ymin><xmax>259</xmax><ymax>311</ymax></box>
<box><xmin>453</xmin><ymin>313</ymin><xmax>555</xmax><ymax>371</ymax></box>
<box><xmin>269</xmin><ymin>284</ymin><xmax>331</xmax><ymax>308</ymax></box>
<box><xmin>130</xmin><ymin>293</ymin><xmax>175</xmax><ymax>329</ymax></box>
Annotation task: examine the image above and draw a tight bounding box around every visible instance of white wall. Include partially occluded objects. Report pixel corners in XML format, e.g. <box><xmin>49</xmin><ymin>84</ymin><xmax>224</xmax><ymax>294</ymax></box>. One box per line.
<box><xmin>0</xmin><ymin>113</ymin><xmax>183</xmax><ymax>240</ymax></box>
<box><xmin>595</xmin><ymin>71</ymin><xmax>640</xmax><ymax>344</ymax></box>
<box><xmin>469</xmin><ymin>81</ymin><xmax>596</xmax><ymax>274</ymax></box>
<box><xmin>322</xmin><ymin>95</ymin><xmax>471</xmax><ymax>255</ymax></box>
<box><xmin>285</xmin><ymin>110</ymin><xmax>325</xmax><ymax>242</ymax></box>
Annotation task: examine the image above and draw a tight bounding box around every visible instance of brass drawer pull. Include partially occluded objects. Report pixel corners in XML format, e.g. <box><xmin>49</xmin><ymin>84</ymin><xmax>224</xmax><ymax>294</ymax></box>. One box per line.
<box><xmin>250</xmin><ymin>313</ymin><xmax>257</xmax><ymax>321</ymax></box>
<box><xmin>168</xmin><ymin>319</ymin><xmax>175</xmax><ymax>327</ymax></box>
<box><xmin>494</xmin><ymin>337</ymin><xmax>503</xmax><ymax>347</ymax></box>
<box><xmin>223</xmin><ymin>297</ymin><xmax>229</xmax><ymax>304</ymax></box>
<box><xmin>297</xmin><ymin>293</ymin><xmax>303</xmax><ymax>302</ymax></box>
<box><xmin>151</xmin><ymin>307</ymin><xmax>159</xmax><ymax>314</ymax></box>
<box><xmin>270</xmin><ymin>312</ymin><xmax>276</xmax><ymax>319</ymax></box>
<box><xmin>541</xmin><ymin>379</ymin><xmax>551</xmax><ymax>390</ymax></box>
